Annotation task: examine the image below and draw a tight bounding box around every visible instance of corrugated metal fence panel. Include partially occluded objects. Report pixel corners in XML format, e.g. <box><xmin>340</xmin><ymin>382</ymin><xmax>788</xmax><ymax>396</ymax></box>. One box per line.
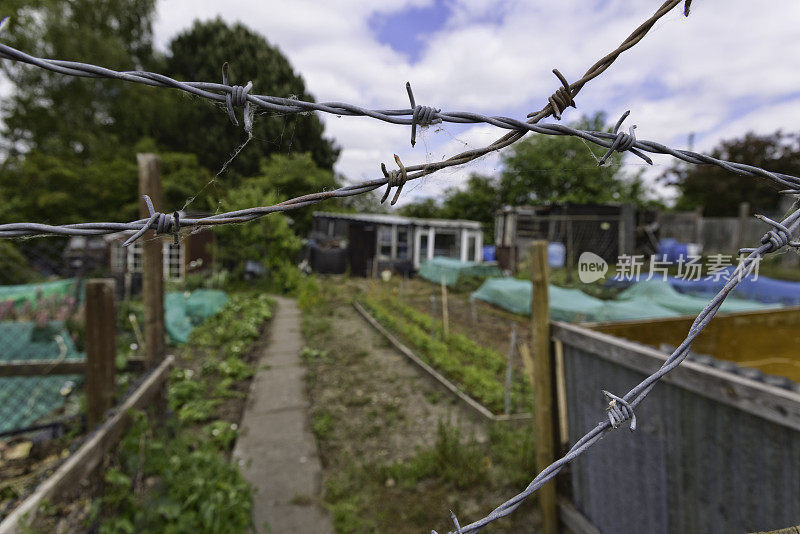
<box><xmin>562</xmin><ymin>342</ymin><xmax>800</xmax><ymax>534</ymax></box>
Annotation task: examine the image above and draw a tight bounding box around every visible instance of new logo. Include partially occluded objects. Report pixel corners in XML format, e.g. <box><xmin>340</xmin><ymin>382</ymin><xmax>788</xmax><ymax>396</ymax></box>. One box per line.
<box><xmin>578</xmin><ymin>252</ymin><xmax>608</xmax><ymax>283</ymax></box>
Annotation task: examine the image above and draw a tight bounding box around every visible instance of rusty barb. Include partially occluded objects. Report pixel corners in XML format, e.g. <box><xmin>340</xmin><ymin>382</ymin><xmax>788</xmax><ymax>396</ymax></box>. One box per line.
<box><xmin>380</xmin><ymin>154</ymin><xmax>408</xmax><ymax>206</ymax></box>
<box><xmin>539</xmin><ymin>69</ymin><xmax>576</xmax><ymax>121</ymax></box>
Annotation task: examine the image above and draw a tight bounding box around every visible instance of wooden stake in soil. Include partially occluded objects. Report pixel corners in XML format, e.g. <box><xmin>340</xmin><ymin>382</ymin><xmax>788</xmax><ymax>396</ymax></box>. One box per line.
<box><xmin>530</xmin><ymin>240</ymin><xmax>558</xmax><ymax>534</ymax></box>
<box><xmin>85</xmin><ymin>279</ymin><xmax>116</xmax><ymax>429</ymax></box>
<box><xmin>440</xmin><ymin>274</ymin><xmax>450</xmax><ymax>338</ymax></box>
<box><xmin>504</xmin><ymin>325</ymin><xmax>517</xmax><ymax>416</ymax></box>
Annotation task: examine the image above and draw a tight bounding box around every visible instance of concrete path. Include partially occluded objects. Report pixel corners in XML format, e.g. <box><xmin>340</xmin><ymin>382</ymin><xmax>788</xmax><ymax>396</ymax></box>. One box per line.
<box><xmin>233</xmin><ymin>297</ymin><xmax>332</xmax><ymax>534</ymax></box>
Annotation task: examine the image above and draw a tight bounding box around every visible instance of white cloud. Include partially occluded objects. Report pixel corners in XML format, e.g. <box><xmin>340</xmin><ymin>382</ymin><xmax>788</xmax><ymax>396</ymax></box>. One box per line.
<box><xmin>146</xmin><ymin>0</ymin><xmax>800</xmax><ymax>208</ymax></box>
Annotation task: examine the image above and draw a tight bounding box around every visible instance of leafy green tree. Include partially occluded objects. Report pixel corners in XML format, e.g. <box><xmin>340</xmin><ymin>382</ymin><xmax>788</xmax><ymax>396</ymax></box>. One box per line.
<box><xmin>0</xmin><ymin>242</ymin><xmax>34</xmax><ymax>284</ymax></box>
<box><xmin>498</xmin><ymin>112</ymin><xmax>641</xmax><ymax>206</ymax></box>
<box><xmin>398</xmin><ymin>198</ymin><xmax>442</xmax><ymax>219</ymax></box>
<box><xmin>239</xmin><ymin>152</ymin><xmax>339</xmax><ymax>236</ymax></box>
<box><xmin>0</xmin><ymin>0</ymin><xmax>169</xmax><ymax>162</ymax></box>
<box><xmin>216</xmin><ymin>184</ymin><xmax>301</xmax><ymax>289</ymax></box>
<box><xmin>160</xmin><ymin>18</ymin><xmax>339</xmax><ymax>177</ymax></box>
<box><xmin>439</xmin><ymin>174</ymin><xmax>502</xmax><ymax>241</ymax></box>
<box><xmin>0</xmin><ymin>148</ymin><xmax>214</xmax><ymax>226</ymax></box>
<box><xmin>661</xmin><ymin>131</ymin><xmax>790</xmax><ymax>216</ymax></box>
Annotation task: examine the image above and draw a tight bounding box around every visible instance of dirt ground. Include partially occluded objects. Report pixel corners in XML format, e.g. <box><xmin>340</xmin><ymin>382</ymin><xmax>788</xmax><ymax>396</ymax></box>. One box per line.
<box><xmin>301</xmin><ymin>279</ymin><xmax>541</xmax><ymax>533</ymax></box>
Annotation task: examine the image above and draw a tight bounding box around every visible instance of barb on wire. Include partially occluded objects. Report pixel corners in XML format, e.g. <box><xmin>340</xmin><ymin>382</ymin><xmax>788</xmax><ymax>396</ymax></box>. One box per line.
<box><xmin>2</xmin><ymin>123</ymin><xmax>800</xmax><ymax>244</ymax></box>
<box><xmin>440</xmin><ymin>207</ymin><xmax>800</xmax><ymax>534</ymax></box>
<box><xmin>221</xmin><ymin>62</ymin><xmax>253</xmax><ymax>133</ymax></box>
<box><xmin>539</xmin><ymin>69</ymin><xmax>576</xmax><ymax>121</ymax></box>
<box><xmin>406</xmin><ymin>82</ymin><xmax>441</xmax><ymax>147</ymax></box>
<box><xmin>603</xmin><ymin>390</ymin><xmax>637</xmax><ymax>431</ymax></box>
<box><xmin>380</xmin><ymin>154</ymin><xmax>408</xmax><ymax>206</ymax></box>
<box><xmin>597</xmin><ymin>110</ymin><xmax>652</xmax><ymax>166</ymax></box>
<box><xmin>122</xmin><ymin>195</ymin><xmax>180</xmax><ymax>247</ymax></box>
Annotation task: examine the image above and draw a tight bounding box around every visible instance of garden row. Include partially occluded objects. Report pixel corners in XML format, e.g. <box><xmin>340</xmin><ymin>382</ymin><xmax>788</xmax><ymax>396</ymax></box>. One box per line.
<box><xmin>361</xmin><ymin>297</ymin><xmax>530</xmax><ymax>415</ymax></box>
<box><xmin>29</xmin><ymin>292</ymin><xmax>275</xmax><ymax>533</ymax></box>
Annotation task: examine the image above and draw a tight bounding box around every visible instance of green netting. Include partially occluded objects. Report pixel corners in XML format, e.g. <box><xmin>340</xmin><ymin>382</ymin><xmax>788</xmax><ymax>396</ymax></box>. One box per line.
<box><xmin>615</xmin><ymin>280</ymin><xmax>779</xmax><ymax>315</ymax></box>
<box><xmin>164</xmin><ymin>290</ymin><xmax>228</xmax><ymax>344</ymax></box>
<box><xmin>591</xmin><ymin>299</ymin><xmax>681</xmax><ymax>322</ymax></box>
<box><xmin>469</xmin><ymin>279</ymin><xmax>606</xmax><ymax>322</ymax></box>
<box><xmin>418</xmin><ymin>258</ymin><xmax>502</xmax><ymax>287</ymax></box>
<box><xmin>470</xmin><ymin>278</ymin><xmax>780</xmax><ymax>323</ymax></box>
<box><xmin>0</xmin><ymin>279</ymin><xmax>78</xmax><ymax>308</ymax></box>
<box><xmin>0</xmin><ymin>321</ymin><xmax>84</xmax><ymax>434</ymax></box>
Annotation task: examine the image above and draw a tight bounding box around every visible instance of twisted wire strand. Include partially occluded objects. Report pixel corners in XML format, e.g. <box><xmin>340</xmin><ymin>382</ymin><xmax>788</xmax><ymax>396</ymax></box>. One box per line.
<box><xmin>1</xmin><ymin>120</ymin><xmax>797</xmax><ymax>242</ymax></box>
<box><xmin>1</xmin><ymin>0</ymin><xmax>687</xmax><ymax>163</ymax></box>
<box><xmin>379</xmin><ymin>0</ymin><xmax>692</xmax><ymax>189</ymax></box>
<box><xmin>0</xmin><ymin>0</ymin><xmax>692</xmax><ymax>223</ymax></box>
<box><xmin>442</xmin><ymin>207</ymin><xmax>800</xmax><ymax>534</ymax></box>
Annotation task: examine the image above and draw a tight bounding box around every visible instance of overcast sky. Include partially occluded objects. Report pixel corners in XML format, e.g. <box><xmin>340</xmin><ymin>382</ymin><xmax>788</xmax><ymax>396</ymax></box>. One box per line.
<box><xmin>149</xmin><ymin>0</ymin><xmax>800</xmax><ymax>205</ymax></box>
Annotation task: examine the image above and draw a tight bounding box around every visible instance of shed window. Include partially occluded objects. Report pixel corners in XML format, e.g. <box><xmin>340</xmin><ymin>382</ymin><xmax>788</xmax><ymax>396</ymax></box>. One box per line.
<box><xmin>397</xmin><ymin>227</ymin><xmax>409</xmax><ymax>259</ymax></box>
<box><xmin>419</xmin><ymin>233</ymin><xmax>429</xmax><ymax>261</ymax></box>
<box><xmin>378</xmin><ymin>226</ymin><xmax>393</xmax><ymax>259</ymax></box>
<box><xmin>434</xmin><ymin>231</ymin><xmax>458</xmax><ymax>258</ymax></box>
<box><xmin>467</xmin><ymin>235</ymin><xmax>477</xmax><ymax>262</ymax></box>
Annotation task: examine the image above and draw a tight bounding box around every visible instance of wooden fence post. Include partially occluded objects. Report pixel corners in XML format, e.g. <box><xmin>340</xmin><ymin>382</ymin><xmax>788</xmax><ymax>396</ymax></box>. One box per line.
<box><xmin>85</xmin><ymin>279</ymin><xmax>116</xmax><ymax>430</ymax></box>
<box><xmin>530</xmin><ymin>240</ymin><xmax>558</xmax><ymax>534</ymax></box>
<box><xmin>137</xmin><ymin>153</ymin><xmax>165</xmax><ymax>370</ymax></box>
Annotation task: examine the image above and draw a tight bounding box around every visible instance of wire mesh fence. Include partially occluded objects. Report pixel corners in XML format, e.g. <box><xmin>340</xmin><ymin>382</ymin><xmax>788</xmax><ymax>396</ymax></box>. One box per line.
<box><xmin>0</xmin><ymin>242</ymin><xmax>86</xmax><ymax>439</ymax></box>
<box><xmin>0</xmin><ymin>240</ymin><xmax>154</xmax><ymax>519</ymax></box>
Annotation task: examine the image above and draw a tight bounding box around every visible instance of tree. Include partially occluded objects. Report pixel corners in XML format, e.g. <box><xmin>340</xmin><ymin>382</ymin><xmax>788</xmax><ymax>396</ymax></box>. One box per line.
<box><xmin>159</xmin><ymin>19</ymin><xmax>339</xmax><ymax>177</ymax></box>
<box><xmin>498</xmin><ymin>112</ymin><xmax>642</xmax><ymax>206</ymax></box>
<box><xmin>216</xmin><ymin>183</ymin><xmax>301</xmax><ymax>289</ymax></box>
<box><xmin>439</xmin><ymin>174</ymin><xmax>502</xmax><ymax>240</ymax></box>
<box><xmin>242</xmin><ymin>153</ymin><xmax>339</xmax><ymax>236</ymax></box>
<box><xmin>0</xmin><ymin>0</ymin><xmax>167</xmax><ymax>163</ymax></box>
<box><xmin>0</xmin><ymin>147</ymin><xmax>214</xmax><ymax>226</ymax></box>
<box><xmin>398</xmin><ymin>198</ymin><xmax>442</xmax><ymax>219</ymax></box>
<box><xmin>661</xmin><ymin>131</ymin><xmax>791</xmax><ymax>217</ymax></box>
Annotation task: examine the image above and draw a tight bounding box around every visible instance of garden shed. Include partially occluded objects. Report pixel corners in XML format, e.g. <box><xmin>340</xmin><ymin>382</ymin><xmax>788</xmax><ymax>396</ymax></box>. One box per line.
<box><xmin>494</xmin><ymin>203</ymin><xmax>640</xmax><ymax>272</ymax></box>
<box><xmin>310</xmin><ymin>212</ymin><xmax>484</xmax><ymax>276</ymax></box>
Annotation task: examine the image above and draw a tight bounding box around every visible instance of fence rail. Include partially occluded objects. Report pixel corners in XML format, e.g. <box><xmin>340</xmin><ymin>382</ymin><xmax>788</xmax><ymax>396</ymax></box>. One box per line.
<box><xmin>553</xmin><ymin>322</ymin><xmax>800</xmax><ymax>533</ymax></box>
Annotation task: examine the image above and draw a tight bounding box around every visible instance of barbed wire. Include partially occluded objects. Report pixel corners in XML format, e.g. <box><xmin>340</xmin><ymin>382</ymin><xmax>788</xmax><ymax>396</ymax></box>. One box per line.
<box><xmin>0</xmin><ymin>0</ymin><xmax>689</xmax><ymax>196</ymax></box>
<box><xmin>0</xmin><ymin>118</ymin><xmax>797</xmax><ymax>241</ymax></box>
<box><xmin>0</xmin><ymin>1</ymin><xmax>688</xmax><ymax>147</ymax></box>
<box><xmin>10</xmin><ymin>1</ymin><xmax>798</xmax><ymax>532</ymax></box>
<box><xmin>436</xmin><ymin>206</ymin><xmax>800</xmax><ymax>534</ymax></box>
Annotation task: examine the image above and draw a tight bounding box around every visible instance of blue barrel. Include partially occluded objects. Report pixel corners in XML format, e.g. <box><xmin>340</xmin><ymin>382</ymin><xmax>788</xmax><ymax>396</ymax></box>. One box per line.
<box><xmin>548</xmin><ymin>242</ymin><xmax>566</xmax><ymax>268</ymax></box>
<box><xmin>658</xmin><ymin>238</ymin><xmax>678</xmax><ymax>263</ymax></box>
<box><xmin>482</xmin><ymin>245</ymin><xmax>496</xmax><ymax>262</ymax></box>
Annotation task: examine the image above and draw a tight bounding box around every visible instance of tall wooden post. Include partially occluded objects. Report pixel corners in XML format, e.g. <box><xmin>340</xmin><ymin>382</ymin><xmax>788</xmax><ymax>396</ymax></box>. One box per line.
<box><xmin>138</xmin><ymin>154</ymin><xmax>165</xmax><ymax>370</ymax></box>
<box><xmin>85</xmin><ymin>279</ymin><xmax>116</xmax><ymax>429</ymax></box>
<box><xmin>737</xmin><ymin>201</ymin><xmax>750</xmax><ymax>251</ymax></box>
<box><xmin>530</xmin><ymin>240</ymin><xmax>558</xmax><ymax>534</ymax></box>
